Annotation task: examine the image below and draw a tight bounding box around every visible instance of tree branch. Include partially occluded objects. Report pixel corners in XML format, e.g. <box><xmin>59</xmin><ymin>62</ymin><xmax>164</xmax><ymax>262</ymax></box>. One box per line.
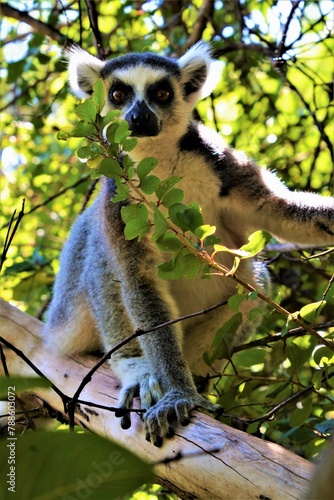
<box><xmin>277</xmin><ymin>0</ymin><xmax>303</xmax><ymax>57</ymax></box>
<box><xmin>185</xmin><ymin>0</ymin><xmax>214</xmax><ymax>49</ymax></box>
<box><xmin>84</xmin><ymin>0</ymin><xmax>106</xmax><ymax>59</ymax></box>
<box><xmin>1</xmin><ymin>3</ymin><xmax>66</xmax><ymax>42</ymax></box>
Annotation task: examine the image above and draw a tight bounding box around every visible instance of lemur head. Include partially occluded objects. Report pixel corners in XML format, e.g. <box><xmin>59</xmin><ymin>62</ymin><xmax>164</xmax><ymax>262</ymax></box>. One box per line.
<box><xmin>67</xmin><ymin>42</ymin><xmax>220</xmax><ymax>139</ymax></box>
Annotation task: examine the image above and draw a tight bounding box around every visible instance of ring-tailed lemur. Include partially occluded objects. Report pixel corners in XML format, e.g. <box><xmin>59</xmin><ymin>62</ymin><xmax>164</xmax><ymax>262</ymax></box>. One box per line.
<box><xmin>44</xmin><ymin>42</ymin><xmax>334</xmax><ymax>446</ymax></box>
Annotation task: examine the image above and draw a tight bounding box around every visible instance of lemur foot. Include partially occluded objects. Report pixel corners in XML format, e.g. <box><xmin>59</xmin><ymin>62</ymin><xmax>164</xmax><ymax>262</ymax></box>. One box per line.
<box><xmin>115</xmin><ymin>374</ymin><xmax>163</xmax><ymax>430</ymax></box>
<box><xmin>144</xmin><ymin>389</ymin><xmax>221</xmax><ymax>447</ymax></box>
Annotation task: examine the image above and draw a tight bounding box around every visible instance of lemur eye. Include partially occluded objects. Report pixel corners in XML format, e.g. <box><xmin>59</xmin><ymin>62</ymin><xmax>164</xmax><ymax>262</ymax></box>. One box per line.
<box><xmin>112</xmin><ymin>89</ymin><xmax>126</xmax><ymax>102</ymax></box>
<box><xmin>155</xmin><ymin>89</ymin><xmax>170</xmax><ymax>101</ymax></box>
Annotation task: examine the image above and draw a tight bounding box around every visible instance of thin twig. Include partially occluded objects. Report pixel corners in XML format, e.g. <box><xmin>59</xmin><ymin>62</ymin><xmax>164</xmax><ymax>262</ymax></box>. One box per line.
<box><xmin>277</xmin><ymin>0</ymin><xmax>302</xmax><ymax>57</ymax></box>
<box><xmin>0</xmin><ymin>199</ymin><xmax>25</xmax><ymax>272</ymax></box>
<box><xmin>84</xmin><ymin>0</ymin><xmax>106</xmax><ymax>60</ymax></box>
<box><xmin>0</xmin><ymin>336</ymin><xmax>69</xmax><ymax>408</ymax></box>
<box><xmin>231</xmin><ymin>321</ymin><xmax>334</xmax><ymax>355</ymax></box>
<box><xmin>227</xmin><ymin>370</ymin><xmax>334</xmax><ymax>425</ymax></box>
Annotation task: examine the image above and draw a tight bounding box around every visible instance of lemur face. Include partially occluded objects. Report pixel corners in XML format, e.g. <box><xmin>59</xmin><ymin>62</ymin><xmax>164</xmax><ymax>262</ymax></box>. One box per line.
<box><xmin>101</xmin><ymin>54</ymin><xmax>181</xmax><ymax>137</ymax></box>
<box><xmin>68</xmin><ymin>42</ymin><xmax>221</xmax><ymax>139</ymax></box>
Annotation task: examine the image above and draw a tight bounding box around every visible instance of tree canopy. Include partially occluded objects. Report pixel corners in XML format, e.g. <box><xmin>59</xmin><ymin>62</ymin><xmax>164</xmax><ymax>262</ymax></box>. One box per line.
<box><xmin>1</xmin><ymin>1</ymin><xmax>333</xmax><ymax>497</ymax></box>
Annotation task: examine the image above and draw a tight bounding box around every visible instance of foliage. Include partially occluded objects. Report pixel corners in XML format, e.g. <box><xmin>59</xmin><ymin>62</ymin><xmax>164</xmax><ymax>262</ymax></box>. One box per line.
<box><xmin>0</xmin><ymin>429</ymin><xmax>153</xmax><ymax>499</ymax></box>
<box><xmin>1</xmin><ymin>0</ymin><xmax>334</xmax><ymax>498</ymax></box>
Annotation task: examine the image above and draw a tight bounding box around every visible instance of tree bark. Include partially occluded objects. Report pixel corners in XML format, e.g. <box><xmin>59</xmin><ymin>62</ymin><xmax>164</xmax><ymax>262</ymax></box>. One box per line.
<box><xmin>0</xmin><ymin>298</ymin><xmax>313</xmax><ymax>500</ymax></box>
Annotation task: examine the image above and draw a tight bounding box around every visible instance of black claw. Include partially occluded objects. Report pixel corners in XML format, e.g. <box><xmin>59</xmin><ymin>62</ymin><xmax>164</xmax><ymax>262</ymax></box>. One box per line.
<box><xmin>145</xmin><ymin>432</ymin><xmax>151</xmax><ymax>442</ymax></box>
<box><xmin>180</xmin><ymin>416</ymin><xmax>191</xmax><ymax>427</ymax></box>
<box><xmin>166</xmin><ymin>427</ymin><xmax>175</xmax><ymax>439</ymax></box>
<box><xmin>154</xmin><ymin>436</ymin><xmax>163</xmax><ymax>447</ymax></box>
<box><xmin>115</xmin><ymin>408</ymin><xmax>128</xmax><ymax>418</ymax></box>
<box><xmin>120</xmin><ymin>415</ymin><xmax>131</xmax><ymax>429</ymax></box>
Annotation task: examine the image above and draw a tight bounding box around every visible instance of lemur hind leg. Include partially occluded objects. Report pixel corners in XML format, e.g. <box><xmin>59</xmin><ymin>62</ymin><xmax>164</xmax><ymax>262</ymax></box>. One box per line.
<box><xmin>86</xmin><ymin>275</ymin><xmax>163</xmax><ymax>429</ymax></box>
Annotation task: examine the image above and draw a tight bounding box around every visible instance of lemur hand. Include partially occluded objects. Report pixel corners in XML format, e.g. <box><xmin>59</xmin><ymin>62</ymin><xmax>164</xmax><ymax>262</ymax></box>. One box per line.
<box><xmin>115</xmin><ymin>373</ymin><xmax>163</xmax><ymax>430</ymax></box>
<box><xmin>144</xmin><ymin>389</ymin><xmax>221</xmax><ymax>447</ymax></box>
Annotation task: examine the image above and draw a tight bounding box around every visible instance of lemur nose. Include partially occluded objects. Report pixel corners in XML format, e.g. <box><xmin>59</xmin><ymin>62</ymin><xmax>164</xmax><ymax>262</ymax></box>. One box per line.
<box><xmin>131</xmin><ymin>110</ymin><xmax>149</xmax><ymax>124</ymax></box>
<box><xmin>125</xmin><ymin>100</ymin><xmax>160</xmax><ymax>136</ymax></box>
<box><xmin>130</xmin><ymin>103</ymin><xmax>150</xmax><ymax>125</ymax></box>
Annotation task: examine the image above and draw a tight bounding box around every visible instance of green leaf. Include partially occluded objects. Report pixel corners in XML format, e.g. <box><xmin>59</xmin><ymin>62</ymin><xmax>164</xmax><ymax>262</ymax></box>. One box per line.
<box><xmin>124</xmin><ymin>218</ymin><xmax>151</xmax><ymax>240</ymax></box>
<box><xmin>108</xmin><ymin>142</ymin><xmax>120</xmax><ymax>157</ymax></box>
<box><xmin>157</xmin><ymin>253</ymin><xmax>184</xmax><ymax>280</ymax></box>
<box><xmin>195</xmin><ymin>224</ymin><xmax>217</xmax><ymax>241</ymax></box>
<box><xmin>238</xmin><ymin>230</ymin><xmax>272</xmax><ymax>257</ymax></box>
<box><xmin>72</xmin><ymin>121</ymin><xmax>97</xmax><ymax>138</ymax></box>
<box><xmin>155</xmin><ymin>176</ymin><xmax>183</xmax><ymax>199</ymax></box>
<box><xmin>210</xmin><ymin>313</ymin><xmax>243</xmax><ymax>361</ymax></box>
<box><xmin>122</xmin><ymin>156</ymin><xmax>134</xmax><ymax>179</ymax></box>
<box><xmin>247</xmin><ymin>306</ymin><xmax>266</xmax><ymax>321</ymax></box>
<box><xmin>92</xmin><ymin>79</ymin><xmax>105</xmax><ymax>111</ymax></box>
<box><xmin>228</xmin><ymin>293</ymin><xmax>248</xmax><ymax>312</ymax></box>
<box><xmin>75</xmin><ymin>100</ymin><xmax>97</xmax><ymax>123</ymax></box>
<box><xmin>0</xmin><ymin>376</ymin><xmax>51</xmax><ymax>398</ymax></box>
<box><xmin>106</xmin><ymin>123</ymin><xmax>120</xmax><ymax>144</ymax></box>
<box><xmin>156</xmin><ymin>232</ymin><xmax>184</xmax><ymax>252</ymax></box>
<box><xmin>111</xmin><ymin>183</ymin><xmax>129</xmax><ymax>202</ymax></box>
<box><xmin>217</xmin><ymin>385</ymin><xmax>239</xmax><ymax>411</ymax></box>
<box><xmin>121</xmin><ymin>204</ymin><xmax>148</xmax><ymax>224</ymax></box>
<box><xmin>299</xmin><ymin>300</ymin><xmax>326</xmax><ymax>322</ymax></box>
<box><xmin>233</xmin><ymin>347</ymin><xmax>267</xmax><ymax>368</ymax></box>
<box><xmin>98</xmin><ymin>158</ymin><xmax>123</xmax><ymax>177</ymax></box>
<box><xmin>102</xmin><ymin>109</ymin><xmax>121</xmax><ymax>128</ymax></box>
<box><xmin>57</xmin><ymin>126</ymin><xmax>74</xmax><ymax>140</ymax></box>
<box><xmin>214</xmin><ymin>230</ymin><xmax>272</xmax><ymax>260</ymax></box>
<box><xmin>213</xmin><ymin>243</ymin><xmax>236</xmax><ymax>254</ymax></box>
<box><xmin>137</xmin><ymin>157</ymin><xmax>159</xmax><ymax>180</ymax></box>
<box><xmin>152</xmin><ymin>204</ymin><xmax>169</xmax><ymax>239</ymax></box>
<box><xmin>160</xmin><ymin>188</ymin><xmax>184</xmax><ymax>208</ymax></box>
<box><xmin>0</xmin><ymin>431</ymin><xmax>153</xmax><ymax>499</ymax></box>
<box><xmin>248</xmin><ymin>290</ymin><xmax>259</xmax><ymax>300</ymax></box>
<box><xmin>204</xmin><ymin>234</ymin><xmax>221</xmax><ymax>247</ymax></box>
<box><xmin>290</xmin><ymin>398</ymin><xmax>312</xmax><ymax>427</ymax></box>
<box><xmin>87</xmin><ymin>156</ymin><xmax>104</xmax><ymax>169</ymax></box>
<box><xmin>77</xmin><ymin>146</ymin><xmax>96</xmax><ymax>159</ymax></box>
<box><xmin>114</xmin><ymin>121</ymin><xmax>130</xmax><ymax>143</ymax></box>
<box><xmin>140</xmin><ymin>175</ymin><xmax>160</xmax><ymax>195</ymax></box>
<box><xmin>122</xmin><ymin>137</ymin><xmax>137</xmax><ymax>152</ymax></box>
<box><xmin>313</xmin><ymin>346</ymin><xmax>334</xmax><ymax>366</ymax></box>
<box><xmin>286</xmin><ymin>341</ymin><xmax>312</xmax><ymax>374</ymax></box>
<box><xmin>168</xmin><ymin>204</ymin><xmax>204</xmax><ymax>232</ymax></box>
<box><xmin>181</xmin><ymin>252</ymin><xmax>203</xmax><ymax>279</ymax></box>
<box><xmin>312</xmin><ymin>370</ymin><xmax>322</xmax><ymax>390</ymax></box>
<box><xmin>90</xmin><ymin>170</ymin><xmax>101</xmax><ymax>180</ymax></box>
<box><xmin>266</xmin><ymin>378</ymin><xmax>292</xmax><ymax>399</ymax></box>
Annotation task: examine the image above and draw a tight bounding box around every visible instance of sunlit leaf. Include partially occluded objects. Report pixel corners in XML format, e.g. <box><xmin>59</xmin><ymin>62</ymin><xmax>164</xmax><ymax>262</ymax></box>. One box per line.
<box><xmin>92</xmin><ymin>79</ymin><xmax>105</xmax><ymax>112</ymax></box>
<box><xmin>195</xmin><ymin>224</ymin><xmax>217</xmax><ymax>240</ymax></box>
<box><xmin>75</xmin><ymin>100</ymin><xmax>97</xmax><ymax>123</ymax></box>
<box><xmin>299</xmin><ymin>300</ymin><xmax>326</xmax><ymax>322</ymax></box>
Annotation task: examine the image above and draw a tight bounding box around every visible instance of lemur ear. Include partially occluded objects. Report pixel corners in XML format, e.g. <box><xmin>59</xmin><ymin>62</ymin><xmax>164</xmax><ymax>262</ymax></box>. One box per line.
<box><xmin>178</xmin><ymin>41</ymin><xmax>222</xmax><ymax>100</ymax></box>
<box><xmin>67</xmin><ymin>46</ymin><xmax>106</xmax><ymax>98</ymax></box>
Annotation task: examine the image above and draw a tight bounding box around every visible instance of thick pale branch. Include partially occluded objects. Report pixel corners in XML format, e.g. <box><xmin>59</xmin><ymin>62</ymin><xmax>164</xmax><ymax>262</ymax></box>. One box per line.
<box><xmin>0</xmin><ymin>298</ymin><xmax>313</xmax><ymax>500</ymax></box>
